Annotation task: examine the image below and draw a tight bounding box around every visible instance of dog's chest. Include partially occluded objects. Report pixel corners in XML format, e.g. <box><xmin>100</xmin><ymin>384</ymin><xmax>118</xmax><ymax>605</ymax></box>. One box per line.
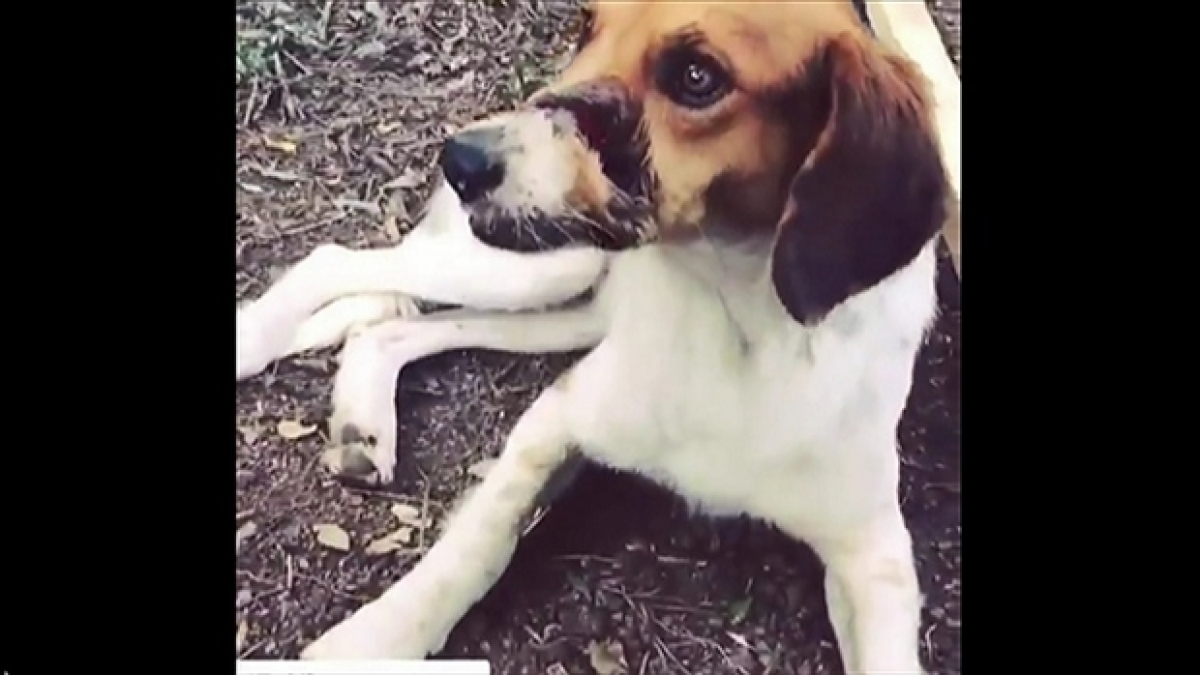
<box><xmin>561</xmin><ymin>246</ymin><xmax>928</xmax><ymax>522</ymax></box>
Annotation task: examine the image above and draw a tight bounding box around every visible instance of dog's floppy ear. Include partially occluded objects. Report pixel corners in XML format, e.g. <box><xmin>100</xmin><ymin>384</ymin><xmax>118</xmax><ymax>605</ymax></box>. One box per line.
<box><xmin>771</xmin><ymin>35</ymin><xmax>947</xmax><ymax>326</ymax></box>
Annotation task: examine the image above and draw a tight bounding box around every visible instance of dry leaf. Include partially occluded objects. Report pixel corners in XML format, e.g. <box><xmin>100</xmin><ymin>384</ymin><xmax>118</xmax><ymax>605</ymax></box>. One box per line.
<box><xmin>444</xmin><ymin>71</ymin><xmax>476</xmax><ymax>94</ymax></box>
<box><xmin>365</xmin><ymin>536</ymin><xmax>403</xmax><ymax>556</ymax></box>
<box><xmin>239</xmin><ymin>425</ymin><xmax>262</xmax><ymax>445</ymax></box>
<box><xmin>290</xmin><ymin>357</ymin><xmax>329</xmax><ymax>371</ymax></box>
<box><xmin>354</xmin><ymin>41</ymin><xmax>387</xmax><ymax>58</ymax></box>
<box><xmin>728</xmin><ymin>596</ymin><xmax>752</xmax><ymax>625</ymax></box>
<box><xmin>313</xmin><ymin>523</ymin><xmax>351</xmax><ymax>551</ymax></box>
<box><xmin>381</xmin><ymin>215</ymin><xmax>402</xmax><ymax>243</ymax></box>
<box><xmin>587</xmin><ymin>640</ymin><xmax>627</xmax><ymax>675</ymax></box>
<box><xmin>383</xmin><ymin>168</ymin><xmax>421</xmax><ymax>190</ymax></box>
<box><xmin>264</xmin><ymin>137</ymin><xmax>297</xmax><ymax>153</ymax></box>
<box><xmin>365</xmin><ymin>527</ymin><xmax>413</xmax><ymax>555</ymax></box>
<box><xmin>364</xmin><ymin>0</ymin><xmax>387</xmax><ymax>22</ymax></box>
<box><xmin>236</xmin><ymin>521</ymin><xmax>258</xmax><ymax>551</ymax></box>
<box><xmin>726</xmin><ymin>631</ymin><xmax>752</xmax><ymax>649</ymax></box>
<box><xmin>467</xmin><ymin>457</ymin><xmax>497</xmax><ymax>479</ymax></box>
<box><xmin>390</xmin><ymin>504</ymin><xmax>426</xmax><ymax>527</ymax></box>
<box><xmin>236</xmin><ymin>620</ymin><xmax>249</xmax><ymax>652</ymax></box>
<box><xmin>277</xmin><ymin>419</ymin><xmax>317</xmax><ymax>440</ymax></box>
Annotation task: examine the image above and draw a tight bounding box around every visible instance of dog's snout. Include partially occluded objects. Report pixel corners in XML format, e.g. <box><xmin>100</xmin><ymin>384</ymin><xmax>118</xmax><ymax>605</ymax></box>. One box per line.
<box><xmin>440</xmin><ymin>128</ymin><xmax>506</xmax><ymax>204</ymax></box>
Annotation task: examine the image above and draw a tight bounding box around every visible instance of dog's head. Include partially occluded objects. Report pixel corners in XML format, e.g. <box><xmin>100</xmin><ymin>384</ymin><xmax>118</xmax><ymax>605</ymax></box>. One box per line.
<box><xmin>443</xmin><ymin>0</ymin><xmax>947</xmax><ymax>325</ymax></box>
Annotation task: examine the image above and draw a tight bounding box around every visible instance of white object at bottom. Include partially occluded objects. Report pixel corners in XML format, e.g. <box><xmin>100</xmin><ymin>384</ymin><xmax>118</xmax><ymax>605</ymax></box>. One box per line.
<box><xmin>235</xmin><ymin>661</ymin><xmax>490</xmax><ymax>675</ymax></box>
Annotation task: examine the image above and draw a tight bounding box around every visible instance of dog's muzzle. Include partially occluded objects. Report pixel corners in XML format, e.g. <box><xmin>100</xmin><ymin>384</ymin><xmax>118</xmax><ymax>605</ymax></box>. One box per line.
<box><xmin>438</xmin><ymin>82</ymin><xmax>657</xmax><ymax>255</ymax></box>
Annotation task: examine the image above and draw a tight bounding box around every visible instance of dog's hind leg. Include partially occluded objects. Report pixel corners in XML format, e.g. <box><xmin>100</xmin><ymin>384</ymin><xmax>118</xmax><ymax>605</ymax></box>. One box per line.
<box><xmin>301</xmin><ymin>378</ymin><xmax>579</xmax><ymax>660</ymax></box>
<box><xmin>237</xmin><ymin>185</ymin><xmax>608</xmax><ymax>381</ymax></box>
<box><xmin>322</xmin><ymin>307</ymin><xmax>605</xmax><ymax>485</ymax></box>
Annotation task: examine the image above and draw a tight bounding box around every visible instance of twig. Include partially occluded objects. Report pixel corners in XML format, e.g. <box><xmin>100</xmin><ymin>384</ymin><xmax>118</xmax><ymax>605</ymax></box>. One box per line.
<box><xmin>243</xmin><ymin>80</ymin><xmax>259</xmax><ymax>128</ymax></box>
<box><xmin>418</xmin><ymin>472</ymin><xmax>434</xmax><ymax>551</ymax></box>
<box><xmin>319</xmin><ymin>0</ymin><xmax>334</xmax><ymax>41</ymax></box>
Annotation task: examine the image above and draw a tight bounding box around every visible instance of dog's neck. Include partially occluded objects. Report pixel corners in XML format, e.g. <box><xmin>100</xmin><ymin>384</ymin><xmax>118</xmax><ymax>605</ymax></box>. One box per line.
<box><xmin>651</xmin><ymin>225</ymin><xmax>913</xmax><ymax>349</ymax></box>
<box><xmin>655</xmin><ymin>231</ymin><xmax>796</xmax><ymax>341</ymax></box>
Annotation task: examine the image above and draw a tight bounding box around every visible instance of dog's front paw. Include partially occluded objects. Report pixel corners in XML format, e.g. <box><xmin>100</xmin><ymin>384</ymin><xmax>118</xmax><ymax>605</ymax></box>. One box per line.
<box><xmin>321</xmin><ymin>334</ymin><xmax>401</xmax><ymax>484</ymax></box>
<box><xmin>289</xmin><ymin>294</ymin><xmax>423</xmax><ymax>355</ymax></box>
<box><xmin>302</xmin><ymin>595</ymin><xmax>448</xmax><ymax>660</ymax></box>
<box><xmin>322</xmin><ymin>427</ymin><xmax>397</xmax><ymax>486</ymax></box>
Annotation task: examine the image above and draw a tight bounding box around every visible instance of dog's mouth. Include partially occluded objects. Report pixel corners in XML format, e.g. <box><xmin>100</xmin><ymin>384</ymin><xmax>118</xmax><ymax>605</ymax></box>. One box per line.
<box><xmin>466</xmin><ymin>96</ymin><xmax>657</xmax><ymax>255</ymax></box>
<box><xmin>532</xmin><ymin>94</ymin><xmax>650</xmax><ymax>201</ymax></box>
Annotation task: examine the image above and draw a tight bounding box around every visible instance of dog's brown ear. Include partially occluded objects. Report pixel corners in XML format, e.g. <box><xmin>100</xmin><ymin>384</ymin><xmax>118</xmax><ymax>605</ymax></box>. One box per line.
<box><xmin>771</xmin><ymin>35</ymin><xmax>947</xmax><ymax>326</ymax></box>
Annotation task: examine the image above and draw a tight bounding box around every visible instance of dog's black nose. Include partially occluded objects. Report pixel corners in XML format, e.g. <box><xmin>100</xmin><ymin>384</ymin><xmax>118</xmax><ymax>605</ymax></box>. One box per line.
<box><xmin>440</xmin><ymin>128</ymin><xmax>505</xmax><ymax>204</ymax></box>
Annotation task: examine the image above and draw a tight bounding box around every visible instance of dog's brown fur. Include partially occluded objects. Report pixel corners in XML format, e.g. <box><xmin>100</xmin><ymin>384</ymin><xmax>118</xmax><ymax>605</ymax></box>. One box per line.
<box><xmin>529</xmin><ymin>0</ymin><xmax>946</xmax><ymax>324</ymax></box>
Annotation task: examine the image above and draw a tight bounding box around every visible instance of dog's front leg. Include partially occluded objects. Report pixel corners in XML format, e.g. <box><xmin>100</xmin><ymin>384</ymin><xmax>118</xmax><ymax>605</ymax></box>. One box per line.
<box><xmin>284</xmin><ymin>293</ymin><xmax>418</xmax><ymax>357</ymax></box>
<box><xmin>301</xmin><ymin>378</ymin><xmax>579</xmax><ymax>660</ymax></box>
<box><xmin>323</xmin><ymin>307</ymin><xmax>605</xmax><ymax>485</ymax></box>
<box><xmin>809</xmin><ymin>505</ymin><xmax>925</xmax><ymax>674</ymax></box>
<box><xmin>237</xmin><ymin>185</ymin><xmax>609</xmax><ymax>381</ymax></box>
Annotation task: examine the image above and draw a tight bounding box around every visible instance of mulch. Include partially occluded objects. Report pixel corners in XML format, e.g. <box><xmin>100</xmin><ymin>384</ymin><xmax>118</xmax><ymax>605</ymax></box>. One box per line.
<box><xmin>235</xmin><ymin>2</ymin><xmax>961</xmax><ymax>673</ymax></box>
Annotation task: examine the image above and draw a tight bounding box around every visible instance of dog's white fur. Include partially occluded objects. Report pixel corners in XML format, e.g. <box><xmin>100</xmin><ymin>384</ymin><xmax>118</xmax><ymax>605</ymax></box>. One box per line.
<box><xmin>238</xmin><ymin>179</ymin><xmax>935</xmax><ymax>672</ymax></box>
<box><xmin>237</xmin><ymin>1</ymin><xmax>952</xmax><ymax>665</ymax></box>
<box><xmin>236</xmin><ymin>183</ymin><xmax>609</xmax><ymax>379</ymax></box>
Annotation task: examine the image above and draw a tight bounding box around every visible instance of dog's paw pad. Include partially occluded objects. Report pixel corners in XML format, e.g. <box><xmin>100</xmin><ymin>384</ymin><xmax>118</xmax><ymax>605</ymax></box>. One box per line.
<box><xmin>321</xmin><ymin>442</ymin><xmax>384</xmax><ymax>486</ymax></box>
<box><xmin>337</xmin><ymin>422</ymin><xmax>376</xmax><ymax>447</ymax></box>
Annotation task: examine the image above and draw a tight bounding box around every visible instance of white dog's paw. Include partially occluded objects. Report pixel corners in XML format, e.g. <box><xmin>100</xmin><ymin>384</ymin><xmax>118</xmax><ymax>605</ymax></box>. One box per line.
<box><xmin>301</xmin><ymin>596</ymin><xmax>448</xmax><ymax>660</ymax></box>
<box><xmin>289</xmin><ymin>294</ymin><xmax>423</xmax><ymax>356</ymax></box>
<box><xmin>236</xmin><ymin>306</ymin><xmax>284</xmax><ymax>381</ymax></box>
<box><xmin>320</xmin><ymin>333</ymin><xmax>402</xmax><ymax>485</ymax></box>
<box><xmin>321</xmin><ymin>419</ymin><xmax>397</xmax><ymax>486</ymax></box>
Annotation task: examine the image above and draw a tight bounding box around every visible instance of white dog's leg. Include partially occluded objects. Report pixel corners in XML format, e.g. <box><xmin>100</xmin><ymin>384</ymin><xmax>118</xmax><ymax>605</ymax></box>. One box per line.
<box><xmin>822</xmin><ymin>572</ymin><xmax>858</xmax><ymax>673</ymax></box>
<box><xmin>236</xmin><ymin>185</ymin><xmax>610</xmax><ymax>381</ymax></box>
<box><xmin>284</xmin><ymin>294</ymin><xmax>421</xmax><ymax>357</ymax></box>
<box><xmin>323</xmin><ymin>307</ymin><xmax>604</xmax><ymax>484</ymax></box>
<box><xmin>302</xmin><ymin>380</ymin><xmax>578</xmax><ymax>659</ymax></box>
<box><xmin>810</xmin><ymin>506</ymin><xmax>925</xmax><ymax>675</ymax></box>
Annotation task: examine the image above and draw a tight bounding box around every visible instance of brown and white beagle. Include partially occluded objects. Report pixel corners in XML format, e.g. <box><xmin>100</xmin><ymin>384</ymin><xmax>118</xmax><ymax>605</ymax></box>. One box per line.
<box><xmin>236</xmin><ymin>2</ymin><xmax>958</xmax><ymax>670</ymax></box>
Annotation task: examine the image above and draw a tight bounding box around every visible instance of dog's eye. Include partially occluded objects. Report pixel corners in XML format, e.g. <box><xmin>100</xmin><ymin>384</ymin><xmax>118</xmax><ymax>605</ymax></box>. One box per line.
<box><xmin>657</xmin><ymin>50</ymin><xmax>731</xmax><ymax>109</ymax></box>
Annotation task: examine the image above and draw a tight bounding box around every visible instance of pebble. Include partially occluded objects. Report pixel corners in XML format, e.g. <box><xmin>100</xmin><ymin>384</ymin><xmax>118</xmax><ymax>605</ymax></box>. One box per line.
<box><xmin>236</xmin><ymin>589</ymin><xmax>255</xmax><ymax>608</ymax></box>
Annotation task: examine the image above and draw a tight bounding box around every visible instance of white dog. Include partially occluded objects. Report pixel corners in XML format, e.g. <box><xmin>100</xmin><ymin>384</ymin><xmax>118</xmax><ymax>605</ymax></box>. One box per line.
<box><xmin>237</xmin><ymin>2</ymin><xmax>952</xmax><ymax>671</ymax></box>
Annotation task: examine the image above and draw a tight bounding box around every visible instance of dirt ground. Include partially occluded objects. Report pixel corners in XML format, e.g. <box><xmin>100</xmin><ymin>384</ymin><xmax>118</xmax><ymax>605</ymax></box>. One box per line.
<box><xmin>235</xmin><ymin>2</ymin><xmax>961</xmax><ymax>673</ymax></box>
